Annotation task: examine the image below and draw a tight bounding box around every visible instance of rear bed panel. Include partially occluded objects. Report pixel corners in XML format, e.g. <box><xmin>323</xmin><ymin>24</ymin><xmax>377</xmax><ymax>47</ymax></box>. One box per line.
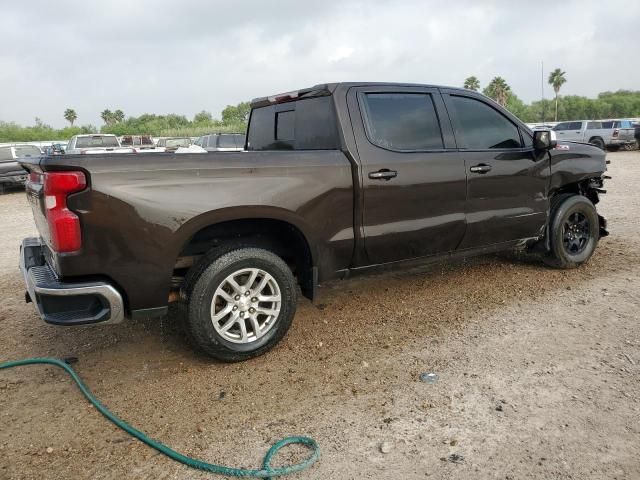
<box><xmin>21</xmin><ymin>151</ymin><xmax>355</xmax><ymax>312</ymax></box>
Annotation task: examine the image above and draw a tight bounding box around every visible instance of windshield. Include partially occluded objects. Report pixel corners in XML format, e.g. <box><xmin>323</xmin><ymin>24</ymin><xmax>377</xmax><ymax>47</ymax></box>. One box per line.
<box><xmin>75</xmin><ymin>136</ymin><xmax>120</xmax><ymax>148</ymax></box>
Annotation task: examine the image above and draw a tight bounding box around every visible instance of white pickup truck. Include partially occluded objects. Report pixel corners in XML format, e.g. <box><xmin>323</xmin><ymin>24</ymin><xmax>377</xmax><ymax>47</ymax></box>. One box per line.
<box><xmin>553</xmin><ymin>120</ymin><xmax>635</xmax><ymax>150</ymax></box>
<box><xmin>65</xmin><ymin>134</ymin><xmax>135</xmax><ymax>155</ymax></box>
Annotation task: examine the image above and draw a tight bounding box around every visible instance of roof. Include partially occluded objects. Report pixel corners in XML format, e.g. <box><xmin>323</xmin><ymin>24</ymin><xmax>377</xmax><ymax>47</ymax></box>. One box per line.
<box><xmin>250</xmin><ymin>82</ymin><xmax>470</xmax><ymax>108</ymax></box>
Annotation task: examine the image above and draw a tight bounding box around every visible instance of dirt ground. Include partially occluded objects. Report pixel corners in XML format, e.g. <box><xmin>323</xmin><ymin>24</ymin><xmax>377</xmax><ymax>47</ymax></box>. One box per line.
<box><xmin>1</xmin><ymin>151</ymin><xmax>639</xmax><ymax>480</ymax></box>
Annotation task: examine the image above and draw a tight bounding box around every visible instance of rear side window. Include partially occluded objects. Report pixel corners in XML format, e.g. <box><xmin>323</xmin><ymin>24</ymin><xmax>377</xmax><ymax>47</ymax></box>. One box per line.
<box><xmin>448</xmin><ymin>95</ymin><xmax>521</xmax><ymax>149</ymax></box>
<box><xmin>218</xmin><ymin>134</ymin><xmax>245</xmax><ymax>148</ymax></box>
<box><xmin>361</xmin><ymin>93</ymin><xmax>443</xmax><ymax>150</ymax></box>
<box><xmin>247</xmin><ymin>96</ymin><xmax>339</xmax><ymax>151</ymax></box>
<box><xmin>587</xmin><ymin>122</ymin><xmax>601</xmax><ymax>129</ymax></box>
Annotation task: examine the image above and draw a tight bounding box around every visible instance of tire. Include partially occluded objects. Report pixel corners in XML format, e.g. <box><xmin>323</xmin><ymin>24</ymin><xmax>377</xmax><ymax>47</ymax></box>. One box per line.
<box><xmin>543</xmin><ymin>195</ymin><xmax>600</xmax><ymax>269</ymax></box>
<box><xmin>185</xmin><ymin>247</ymin><xmax>297</xmax><ymax>362</ymax></box>
<box><xmin>589</xmin><ymin>137</ymin><xmax>605</xmax><ymax>150</ymax></box>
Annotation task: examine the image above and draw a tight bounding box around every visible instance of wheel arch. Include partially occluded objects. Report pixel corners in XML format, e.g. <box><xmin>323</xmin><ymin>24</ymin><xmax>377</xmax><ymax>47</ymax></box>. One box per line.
<box><xmin>171</xmin><ymin>207</ymin><xmax>318</xmax><ymax>300</ymax></box>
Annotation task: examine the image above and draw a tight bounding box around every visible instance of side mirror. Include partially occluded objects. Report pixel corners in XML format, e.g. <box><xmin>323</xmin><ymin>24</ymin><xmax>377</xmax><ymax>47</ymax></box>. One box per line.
<box><xmin>533</xmin><ymin>129</ymin><xmax>557</xmax><ymax>150</ymax></box>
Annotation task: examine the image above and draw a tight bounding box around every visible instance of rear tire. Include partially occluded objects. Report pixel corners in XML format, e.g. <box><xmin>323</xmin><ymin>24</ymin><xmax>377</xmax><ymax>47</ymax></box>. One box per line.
<box><xmin>589</xmin><ymin>137</ymin><xmax>605</xmax><ymax>150</ymax></box>
<box><xmin>543</xmin><ymin>195</ymin><xmax>599</xmax><ymax>269</ymax></box>
<box><xmin>185</xmin><ymin>247</ymin><xmax>297</xmax><ymax>362</ymax></box>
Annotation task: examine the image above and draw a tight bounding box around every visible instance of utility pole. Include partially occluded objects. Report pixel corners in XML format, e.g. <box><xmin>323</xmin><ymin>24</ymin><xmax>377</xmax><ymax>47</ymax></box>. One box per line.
<box><xmin>541</xmin><ymin>60</ymin><xmax>545</xmax><ymax>124</ymax></box>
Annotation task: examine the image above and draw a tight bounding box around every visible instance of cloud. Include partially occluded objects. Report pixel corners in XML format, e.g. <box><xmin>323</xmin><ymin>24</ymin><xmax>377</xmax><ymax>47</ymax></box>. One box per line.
<box><xmin>1</xmin><ymin>0</ymin><xmax>638</xmax><ymax>127</ymax></box>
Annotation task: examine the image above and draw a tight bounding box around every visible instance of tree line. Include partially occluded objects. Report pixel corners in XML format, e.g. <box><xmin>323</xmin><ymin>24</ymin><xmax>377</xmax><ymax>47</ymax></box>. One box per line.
<box><xmin>463</xmin><ymin>69</ymin><xmax>640</xmax><ymax>123</ymax></box>
<box><xmin>2</xmin><ymin>78</ymin><xmax>640</xmax><ymax>142</ymax></box>
<box><xmin>1</xmin><ymin>102</ymin><xmax>251</xmax><ymax>142</ymax></box>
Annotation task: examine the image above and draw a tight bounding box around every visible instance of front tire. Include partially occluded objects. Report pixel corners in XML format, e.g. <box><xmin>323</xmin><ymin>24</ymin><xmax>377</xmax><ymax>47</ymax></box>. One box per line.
<box><xmin>186</xmin><ymin>247</ymin><xmax>297</xmax><ymax>362</ymax></box>
<box><xmin>544</xmin><ymin>195</ymin><xmax>600</xmax><ymax>269</ymax></box>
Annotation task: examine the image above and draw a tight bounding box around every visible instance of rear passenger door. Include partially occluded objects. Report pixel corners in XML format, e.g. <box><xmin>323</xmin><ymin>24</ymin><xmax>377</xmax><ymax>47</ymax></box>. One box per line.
<box><xmin>347</xmin><ymin>86</ymin><xmax>467</xmax><ymax>264</ymax></box>
<box><xmin>442</xmin><ymin>91</ymin><xmax>549</xmax><ymax>248</ymax></box>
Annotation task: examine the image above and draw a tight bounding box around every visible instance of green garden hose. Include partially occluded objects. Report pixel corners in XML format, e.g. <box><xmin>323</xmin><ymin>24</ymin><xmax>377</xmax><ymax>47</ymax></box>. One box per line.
<box><xmin>0</xmin><ymin>357</ymin><xmax>320</xmax><ymax>478</ymax></box>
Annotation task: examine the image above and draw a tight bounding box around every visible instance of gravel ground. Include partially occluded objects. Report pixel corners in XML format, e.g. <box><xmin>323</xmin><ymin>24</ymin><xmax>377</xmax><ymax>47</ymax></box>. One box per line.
<box><xmin>1</xmin><ymin>151</ymin><xmax>639</xmax><ymax>480</ymax></box>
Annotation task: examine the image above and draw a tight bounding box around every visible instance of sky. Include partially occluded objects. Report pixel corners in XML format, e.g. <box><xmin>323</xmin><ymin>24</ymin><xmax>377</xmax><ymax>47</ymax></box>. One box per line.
<box><xmin>1</xmin><ymin>0</ymin><xmax>639</xmax><ymax>128</ymax></box>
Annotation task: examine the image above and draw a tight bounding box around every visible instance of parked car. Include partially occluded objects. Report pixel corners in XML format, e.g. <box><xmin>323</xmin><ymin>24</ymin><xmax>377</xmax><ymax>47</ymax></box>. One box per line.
<box><xmin>18</xmin><ymin>82</ymin><xmax>608</xmax><ymax>361</ymax></box>
<box><xmin>65</xmin><ymin>134</ymin><xmax>135</xmax><ymax>155</ymax></box>
<box><xmin>0</xmin><ymin>144</ymin><xmax>41</xmax><ymax>193</ymax></box>
<box><xmin>195</xmin><ymin>133</ymin><xmax>246</xmax><ymax>152</ymax></box>
<box><xmin>120</xmin><ymin>135</ymin><xmax>157</xmax><ymax>152</ymax></box>
<box><xmin>553</xmin><ymin>120</ymin><xmax>635</xmax><ymax>150</ymax></box>
<box><xmin>156</xmin><ymin>137</ymin><xmax>191</xmax><ymax>152</ymax></box>
<box><xmin>634</xmin><ymin>122</ymin><xmax>640</xmax><ymax>148</ymax></box>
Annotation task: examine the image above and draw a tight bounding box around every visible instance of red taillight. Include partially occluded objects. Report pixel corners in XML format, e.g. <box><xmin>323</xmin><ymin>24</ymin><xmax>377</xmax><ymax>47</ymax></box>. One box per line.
<box><xmin>612</xmin><ymin>128</ymin><xmax>619</xmax><ymax>138</ymax></box>
<box><xmin>43</xmin><ymin>171</ymin><xmax>86</xmax><ymax>253</ymax></box>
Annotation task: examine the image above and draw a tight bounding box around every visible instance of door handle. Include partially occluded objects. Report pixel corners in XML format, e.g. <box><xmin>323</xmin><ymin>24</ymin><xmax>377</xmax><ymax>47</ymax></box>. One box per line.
<box><xmin>469</xmin><ymin>164</ymin><xmax>492</xmax><ymax>174</ymax></box>
<box><xmin>368</xmin><ymin>169</ymin><xmax>398</xmax><ymax>180</ymax></box>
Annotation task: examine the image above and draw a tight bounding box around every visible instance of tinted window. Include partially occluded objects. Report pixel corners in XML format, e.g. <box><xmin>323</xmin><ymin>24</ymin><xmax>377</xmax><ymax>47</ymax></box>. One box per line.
<box><xmin>587</xmin><ymin>122</ymin><xmax>601</xmax><ymax>129</ymax></box>
<box><xmin>601</xmin><ymin>121</ymin><xmax>613</xmax><ymax>129</ymax></box>
<box><xmin>276</xmin><ymin>111</ymin><xmax>295</xmax><ymax>141</ymax></box>
<box><xmin>567</xmin><ymin>122</ymin><xmax>583</xmax><ymax>130</ymax></box>
<box><xmin>449</xmin><ymin>95</ymin><xmax>521</xmax><ymax>149</ymax></box>
<box><xmin>361</xmin><ymin>93</ymin><xmax>443</xmax><ymax>150</ymax></box>
<box><xmin>0</xmin><ymin>147</ymin><xmax>12</xmax><ymax>161</ymax></box>
<box><xmin>247</xmin><ymin>96</ymin><xmax>339</xmax><ymax>151</ymax></box>
<box><xmin>553</xmin><ymin>123</ymin><xmax>570</xmax><ymax>131</ymax></box>
<box><xmin>75</xmin><ymin>136</ymin><xmax>119</xmax><ymax>148</ymax></box>
<box><xmin>14</xmin><ymin>146</ymin><xmax>41</xmax><ymax>157</ymax></box>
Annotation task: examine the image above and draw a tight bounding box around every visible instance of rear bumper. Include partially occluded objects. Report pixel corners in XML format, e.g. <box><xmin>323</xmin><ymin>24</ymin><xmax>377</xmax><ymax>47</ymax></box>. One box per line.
<box><xmin>20</xmin><ymin>238</ymin><xmax>124</xmax><ymax>325</ymax></box>
<box><xmin>0</xmin><ymin>173</ymin><xmax>27</xmax><ymax>185</ymax></box>
<box><xmin>608</xmin><ymin>139</ymin><xmax>634</xmax><ymax>146</ymax></box>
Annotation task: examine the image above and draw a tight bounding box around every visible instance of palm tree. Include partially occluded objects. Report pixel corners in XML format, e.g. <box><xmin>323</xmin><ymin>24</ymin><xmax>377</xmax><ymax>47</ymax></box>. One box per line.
<box><xmin>483</xmin><ymin>77</ymin><xmax>511</xmax><ymax>106</ymax></box>
<box><xmin>113</xmin><ymin>110</ymin><xmax>124</xmax><ymax>123</ymax></box>
<box><xmin>100</xmin><ymin>109</ymin><xmax>113</xmax><ymax>125</ymax></box>
<box><xmin>63</xmin><ymin>108</ymin><xmax>77</xmax><ymax>127</ymax></box>
<box><xmin>463</xmin><ymin>76</ymin><xmax>480</xmax><ymax>92</ymax></box>
<box><xmin>548</xmin><ymin>68</ymin><xmax>567</xmax><ymax>122</ymax></box>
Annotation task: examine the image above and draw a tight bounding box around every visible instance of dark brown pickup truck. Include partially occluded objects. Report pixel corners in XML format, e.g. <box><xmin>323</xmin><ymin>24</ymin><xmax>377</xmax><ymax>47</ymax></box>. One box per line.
<box><xmin>18</xmin><ymin>82</ymin><xmax>608</xmax><ymax>361</ymax></box>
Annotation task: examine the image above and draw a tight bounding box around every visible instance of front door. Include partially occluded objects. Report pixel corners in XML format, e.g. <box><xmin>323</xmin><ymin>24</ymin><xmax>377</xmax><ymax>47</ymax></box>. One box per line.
<box><xmin>442</xmin><ymin>91</ymin><xmax>550</xmax><ymax>248</ymax></box>
<box><xmin>347</xmin><ymin>86</ymin><xmax>467</xmax><ymax>264</ymax></box>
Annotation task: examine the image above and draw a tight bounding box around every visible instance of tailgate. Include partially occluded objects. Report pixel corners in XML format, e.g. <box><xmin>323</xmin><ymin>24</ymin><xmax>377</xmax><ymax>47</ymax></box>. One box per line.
<box><xmin>620</xmin><ymin>128</ymin><xmax>635</xmax><ymax>142</ymax></box>
<box><xmin>18</xmin><ymin>157</ymin><xmax>52</xmax><ymax>249</ymax></box>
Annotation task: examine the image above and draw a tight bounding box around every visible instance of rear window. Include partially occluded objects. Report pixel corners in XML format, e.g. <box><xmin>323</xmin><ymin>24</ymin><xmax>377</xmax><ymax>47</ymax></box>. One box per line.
<box><xmin>247</xmin><ymin>96</ymin><xmax>339</xmax><ymax>151</ymax></box>
<box><xmin>14</xmin><ymin>145</ymin><xmax>41</xmax><ymax>157</ymax></box>
<box><xmin>0</xmin><ymin>147</ymin><xmax>12</xmax><ymax>161</ymax></box>
<box><xmin>165</xmin><ymin>138</ymin><xmax>191</xmax><ymax>148</ymax></box>
<box><xmin>75</xmin><ymin>136</ymin><xmax>119</xmax><ymax>148</ymax></box>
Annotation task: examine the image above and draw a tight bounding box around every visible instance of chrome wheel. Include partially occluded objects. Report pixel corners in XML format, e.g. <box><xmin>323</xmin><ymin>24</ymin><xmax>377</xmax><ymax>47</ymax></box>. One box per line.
<box><xmin>210</xmin><ymin>268</ymin><xmax>281</xmax><ymax>344</ymax></box>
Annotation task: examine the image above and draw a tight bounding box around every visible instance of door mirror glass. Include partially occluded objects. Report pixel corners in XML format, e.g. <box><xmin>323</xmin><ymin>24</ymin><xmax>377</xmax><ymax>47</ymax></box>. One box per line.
<box><xmin>533</xmin><ymin>130</ymin><xmax>557</xmax><ymax>150</ymax></box>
